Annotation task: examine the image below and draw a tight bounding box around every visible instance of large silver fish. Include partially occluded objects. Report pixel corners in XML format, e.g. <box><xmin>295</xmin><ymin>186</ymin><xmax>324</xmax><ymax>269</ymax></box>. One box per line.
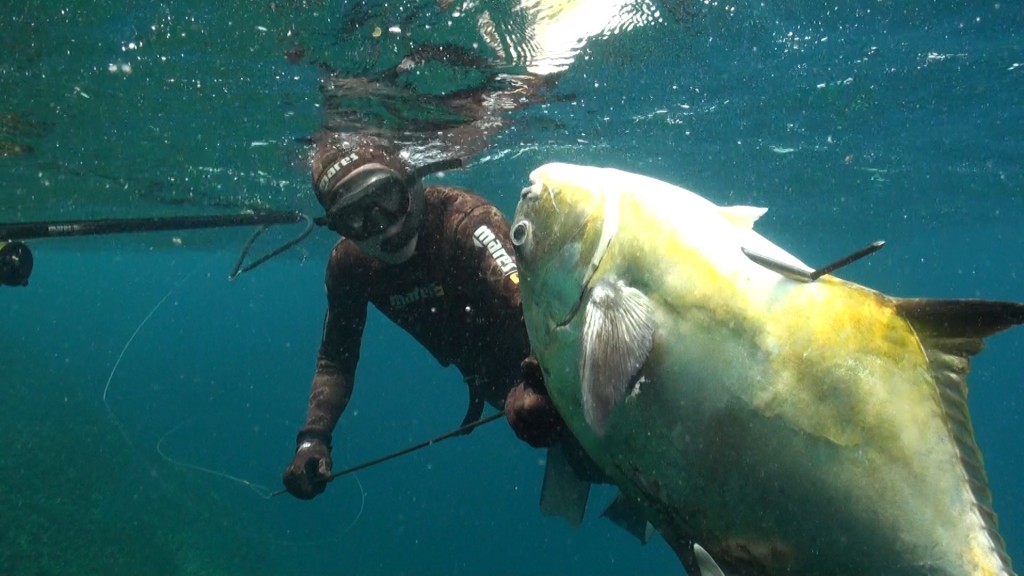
<box><xmin>509</xmin><ymin>162</ymin><xmax>1024</xmax><ymax>575</ymax></box>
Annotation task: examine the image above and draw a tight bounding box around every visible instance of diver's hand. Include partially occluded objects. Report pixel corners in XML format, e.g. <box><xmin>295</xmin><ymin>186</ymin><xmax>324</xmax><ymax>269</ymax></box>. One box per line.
<box><xmin>505</xmin><ymin>357</ymin><xmax>565</xmax><ymax>448</ymax></box>
<box><xmin>283</xmin><ymin>434</ymin><xmax>333</xmax><ymax>500</ymax></box>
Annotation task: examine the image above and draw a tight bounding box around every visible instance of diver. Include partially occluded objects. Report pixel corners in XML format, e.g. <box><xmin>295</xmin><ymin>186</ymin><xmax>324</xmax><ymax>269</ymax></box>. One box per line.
<box><xmin>282</xmin><ymin>138</ymin><xmax>574</xmax><ymax>499</ymax></box>
<box><xmin>281</xmin><ymin>0</ymin><xmax>623</xmax><ymax>518</ymax></box>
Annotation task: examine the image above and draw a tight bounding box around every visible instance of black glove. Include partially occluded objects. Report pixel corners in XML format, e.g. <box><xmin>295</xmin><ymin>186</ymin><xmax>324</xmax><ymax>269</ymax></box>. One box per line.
<box><xmin>283</xmin><ymin>431</ymin><xmax>333</xmax><ymax>500</ymax></box>
<box><xmin>505</xmin><ymin>357</ymin><xmax>565</xmax><ymax>448</ymax></box>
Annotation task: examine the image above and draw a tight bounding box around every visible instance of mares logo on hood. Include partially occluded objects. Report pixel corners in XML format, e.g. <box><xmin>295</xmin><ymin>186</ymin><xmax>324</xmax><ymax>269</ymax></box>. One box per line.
<box><xmin>473</xmin><ymin>225</ymin><xmax>519</xmax><ymax>284</ymax></box>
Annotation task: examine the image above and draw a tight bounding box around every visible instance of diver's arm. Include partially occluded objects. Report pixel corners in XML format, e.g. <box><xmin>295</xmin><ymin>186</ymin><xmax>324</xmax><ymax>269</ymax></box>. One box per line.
<box><xmin>300</xmin><ymin>242</ymin><xmax>368</xmax><ymax>441</ymax></box>
<box><xmin>454</xmin><ymin>199</ymin><xmax>524</xmax><ymax>313</ymax></box>
<box><xmin>284</xmin><ymin>242</ymin><xmax>367</xmax><ymax>499</ymax></box>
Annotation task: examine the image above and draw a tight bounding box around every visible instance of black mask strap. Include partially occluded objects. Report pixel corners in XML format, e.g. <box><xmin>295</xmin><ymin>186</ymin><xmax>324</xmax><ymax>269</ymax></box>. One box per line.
<box><xmin>409</xmin><ymin>157</ymin><xmax>464</xmax><ymax>182</ymax></box>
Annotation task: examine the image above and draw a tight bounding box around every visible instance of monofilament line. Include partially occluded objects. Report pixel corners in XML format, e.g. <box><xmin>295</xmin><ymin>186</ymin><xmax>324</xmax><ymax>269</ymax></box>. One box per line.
<box><xmin>102</xmin><ymin>270</ymin><xmax>195</xmax><ymax>443</ymax></box>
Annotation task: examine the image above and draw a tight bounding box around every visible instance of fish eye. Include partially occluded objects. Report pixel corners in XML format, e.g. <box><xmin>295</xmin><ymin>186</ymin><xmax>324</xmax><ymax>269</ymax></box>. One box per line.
<box><xmin>510</xmin><ymin>220</ymin><xmax>531</xmax><ymax>246</ymax></box>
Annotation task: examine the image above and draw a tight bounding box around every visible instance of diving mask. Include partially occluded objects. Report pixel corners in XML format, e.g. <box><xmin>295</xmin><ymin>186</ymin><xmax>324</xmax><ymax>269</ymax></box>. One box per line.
<box><xmin>321</xmin><ymin>157</ymin><xmax>464</xmax><ymax>242</ymax></box>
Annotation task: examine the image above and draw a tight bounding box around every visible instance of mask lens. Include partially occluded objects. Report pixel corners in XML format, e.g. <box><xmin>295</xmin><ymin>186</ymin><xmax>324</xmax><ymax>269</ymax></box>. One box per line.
<box><xmin>327</xmin><ymin>178</ymin><xmax>410</xmax><ymax>240</ymax></box>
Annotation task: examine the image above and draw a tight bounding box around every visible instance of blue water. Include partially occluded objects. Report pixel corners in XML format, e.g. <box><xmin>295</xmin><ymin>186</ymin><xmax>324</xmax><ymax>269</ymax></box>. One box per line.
<box><xmin>2</xmin><ymin>2</ymin><xmax>1023</xmax><ymax>575</ymax></box>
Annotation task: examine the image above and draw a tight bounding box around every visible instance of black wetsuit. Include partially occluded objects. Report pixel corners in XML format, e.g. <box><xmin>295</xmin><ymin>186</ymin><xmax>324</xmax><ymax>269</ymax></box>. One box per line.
<box><xmin>300</xmin><ymin>184</ymin><xmax>528</xmax><ymax>439</ymax></box>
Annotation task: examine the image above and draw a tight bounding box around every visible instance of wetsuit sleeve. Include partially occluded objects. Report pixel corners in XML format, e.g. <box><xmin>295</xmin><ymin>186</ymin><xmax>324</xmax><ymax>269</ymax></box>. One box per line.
<box><xmin>450</xmin><ymin>196</ymin><xmax>533</xmax><ymax>403</ymax></box>
<box><xmin>454</xmin><ymin>201</ymin><xmax>524</xmax><ymax>323</ymax></box>
<box><xmin>299</xmin><ymin>242</ymin><xmax>368</xmax><ymax>442</ymax></box>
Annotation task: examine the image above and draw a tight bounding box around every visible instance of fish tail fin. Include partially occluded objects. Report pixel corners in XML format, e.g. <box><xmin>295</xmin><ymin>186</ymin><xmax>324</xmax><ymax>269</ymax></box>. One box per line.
<box><xmin>897</xmin><ymin>298</ymin><xmax>1024</xmax><ymax>574</ymax></box>
<box><xmin>897</xmin><ymin>299</ymin><xmax>1024</xmax><ymax>343</ymax></box>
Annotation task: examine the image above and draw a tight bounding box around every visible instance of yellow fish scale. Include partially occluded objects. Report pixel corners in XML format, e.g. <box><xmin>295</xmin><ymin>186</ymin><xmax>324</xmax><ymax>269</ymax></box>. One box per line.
<box><xmin>594</xmin><ymin>182</ymin><xmax>965</xmax><ymax>541</ymax></box>
<box><xmin>606</xmin><ymin>186</ymin><xmax>947</xmax><ymax>463</ymax></box>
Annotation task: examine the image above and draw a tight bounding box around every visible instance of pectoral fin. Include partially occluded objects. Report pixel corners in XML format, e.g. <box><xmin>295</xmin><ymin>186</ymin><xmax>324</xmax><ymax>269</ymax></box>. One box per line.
<box><xmin>580</xmin><ymin>278</ymin><xmax>655</xmax><ymax>435</ymax></box>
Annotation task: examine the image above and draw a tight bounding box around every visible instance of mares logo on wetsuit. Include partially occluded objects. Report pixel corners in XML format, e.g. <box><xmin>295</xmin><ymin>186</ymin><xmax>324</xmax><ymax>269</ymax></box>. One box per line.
<box><xmin>390</xmin><ymin>282</ymin><xmax>445</xmax><ymax>309</ymax></box>
<box><xmin>473</xmin><ymin>225</ymin><xmax>519</xmax><ymax>284</ymax></box>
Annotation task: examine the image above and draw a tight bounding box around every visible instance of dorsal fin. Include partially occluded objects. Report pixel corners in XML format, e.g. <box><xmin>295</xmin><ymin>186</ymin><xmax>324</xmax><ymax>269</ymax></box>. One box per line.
<box><xmin>718</xmin><ymin>205</ymin><xmax>767</xmax><ymax>230</ymax></box>
<box><xmin>896</xmin><ymin>298</ymin><xmax>1024</xmax><ymax>571</ymax></box>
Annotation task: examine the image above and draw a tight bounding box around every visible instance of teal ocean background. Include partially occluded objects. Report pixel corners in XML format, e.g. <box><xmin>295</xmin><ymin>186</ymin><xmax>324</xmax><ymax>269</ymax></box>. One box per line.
<box><xmin>2</xmin><ymin>2</ymin><xmax>1022</xmax><ymax>575</ymax></box>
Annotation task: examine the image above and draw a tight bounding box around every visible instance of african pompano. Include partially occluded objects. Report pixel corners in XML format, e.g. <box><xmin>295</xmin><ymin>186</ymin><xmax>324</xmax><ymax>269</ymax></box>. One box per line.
<box><xmin>510</xmin><ymin>162</ymin><xmax>1024</xmax><ymax>575</ymax></box>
